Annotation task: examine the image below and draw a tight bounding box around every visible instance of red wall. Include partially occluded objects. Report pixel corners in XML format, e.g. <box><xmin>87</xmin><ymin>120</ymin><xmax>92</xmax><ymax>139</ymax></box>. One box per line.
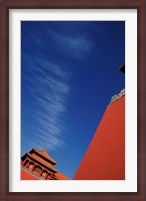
<box><xmin>74</xmin><ymin>95</ymin><xmax>125</xmax><ymax>180</ymax></box>
<box><xmin>21</xmin><ymin>169</ymin><xmax>39</xmax><ymax>180</ymax></box>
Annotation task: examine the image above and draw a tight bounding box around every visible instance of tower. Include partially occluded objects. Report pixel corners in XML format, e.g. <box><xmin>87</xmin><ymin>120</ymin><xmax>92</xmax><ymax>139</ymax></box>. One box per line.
<box><xmin>21</xmin><ymin>148</ymin><xmax>69</xmax><ymax>180</ymax></box>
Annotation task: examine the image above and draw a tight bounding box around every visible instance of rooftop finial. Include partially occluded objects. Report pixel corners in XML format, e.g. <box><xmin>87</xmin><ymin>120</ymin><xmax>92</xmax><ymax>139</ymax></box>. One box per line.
<box><xmin>118</xmin><ymin>64</ymin><xmax>125</xmax><ymax>74</ymax></box>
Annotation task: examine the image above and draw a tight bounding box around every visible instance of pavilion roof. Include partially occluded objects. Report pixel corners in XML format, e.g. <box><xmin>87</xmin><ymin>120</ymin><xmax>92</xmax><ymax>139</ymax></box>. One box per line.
<box><xmin>27</xmin><ymin>152</ymin><xmax>58</xmax><ymax>173</ymax></box>
<box><xmin>32</xmin><ymin>148</ymin><xmax>57</xmax><ymax>165</ymax></box>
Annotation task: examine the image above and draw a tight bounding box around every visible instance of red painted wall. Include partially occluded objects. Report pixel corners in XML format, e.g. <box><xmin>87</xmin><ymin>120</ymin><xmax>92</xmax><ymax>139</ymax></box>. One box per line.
<box><xmin>21</xmin><ymin>169</ymin><xmax>39</xmax><ymax>180</ymax></box>
<box><xmin>74</xmin><ymin>95</ymin><xmax>125</xmax><ymax>180</ymax></box>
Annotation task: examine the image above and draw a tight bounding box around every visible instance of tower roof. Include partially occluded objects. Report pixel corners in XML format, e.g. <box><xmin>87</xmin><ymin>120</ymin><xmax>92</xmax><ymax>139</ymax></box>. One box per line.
<box><xmin>21</xmin><ymin>148</ymin><xmax>70</xmax><ymax>180</ymax></box>
<box><xmin>32</xmin><ymin>148</ymin><xmax>57</xmax><ymax>165</ymax></box>
<box><xmin>26</xmin><ymin>152</ymin><xmax>58</xmax><ymax>172</ymax></box>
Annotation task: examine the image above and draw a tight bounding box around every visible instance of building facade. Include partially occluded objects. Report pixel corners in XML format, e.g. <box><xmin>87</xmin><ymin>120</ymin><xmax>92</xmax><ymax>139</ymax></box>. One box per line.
<box><xmin>21</xmin><ymin>148</ymin><xmax>69</xmax><ymax>180</ymax></box>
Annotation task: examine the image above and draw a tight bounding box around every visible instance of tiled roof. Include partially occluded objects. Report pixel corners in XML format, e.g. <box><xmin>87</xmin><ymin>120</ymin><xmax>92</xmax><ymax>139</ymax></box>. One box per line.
<box><xmin>33</xmin><ymin>148</ymin><xmax>57</xmax><ymax>164</ymax></box>
<box><xmin>27</xmin><ymin>152</ymin><xmax>58</xmax><ymax>173</ymax></box>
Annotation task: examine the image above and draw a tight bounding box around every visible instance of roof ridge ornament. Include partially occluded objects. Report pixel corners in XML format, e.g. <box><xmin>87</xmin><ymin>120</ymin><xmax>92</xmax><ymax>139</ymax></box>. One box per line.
<box><xmin>118</xmin><ymin>64</ymin><xmax>125</xmax><ymax>73</ymax></box>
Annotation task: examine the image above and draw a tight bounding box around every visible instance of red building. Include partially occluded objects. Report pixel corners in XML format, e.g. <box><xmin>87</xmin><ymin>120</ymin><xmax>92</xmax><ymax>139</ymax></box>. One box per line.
<box><xmin>74</xmin><ymin>89</ymin><xmax>125</xmax><ymax>180</ymax></box>
<box><xmin>21</xmin><ymin>148</ymin><xmax>69</xmax><ymax>180</ymax></box>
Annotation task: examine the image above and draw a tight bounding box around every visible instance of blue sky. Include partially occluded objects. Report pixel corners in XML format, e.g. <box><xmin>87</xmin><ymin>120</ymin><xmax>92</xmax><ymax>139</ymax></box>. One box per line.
<box><xmin>21</xmin><ymin>21</ymin><xmax>125</xmax><ymax>179</ymax></box>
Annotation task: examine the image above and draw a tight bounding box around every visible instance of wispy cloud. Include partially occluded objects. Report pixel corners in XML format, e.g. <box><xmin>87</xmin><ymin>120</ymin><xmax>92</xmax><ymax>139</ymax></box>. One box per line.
<box><xmin>46</xmin><ymin>28</ymin><xmax>93</xmax><ymax>60</ymax></box>
<box><xmin>22</xmin><ymin>23</ymin><xmax>94</xmax><ymax>152</ymax></box>
<box><xmin>22</xmin><ymin>54</ymin><xmax>72</xmax><ymax>151</ymax></box>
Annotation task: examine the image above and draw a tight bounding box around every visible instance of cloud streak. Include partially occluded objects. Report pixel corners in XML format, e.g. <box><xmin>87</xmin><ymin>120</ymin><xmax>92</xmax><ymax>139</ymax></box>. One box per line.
<box><xmin>22</xmin><ymin>53</ymin><xmax>71</xmax><ymax>151</ymax></box>
<box><xmin>22</xmin><ymin>23</ymin><xmax>94</xmax><ymax>152</ymax></box>
<box><xmin>46</xmin><ymin>28</ymin><xmax>93</xmax><ymax>60</ymax></box>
